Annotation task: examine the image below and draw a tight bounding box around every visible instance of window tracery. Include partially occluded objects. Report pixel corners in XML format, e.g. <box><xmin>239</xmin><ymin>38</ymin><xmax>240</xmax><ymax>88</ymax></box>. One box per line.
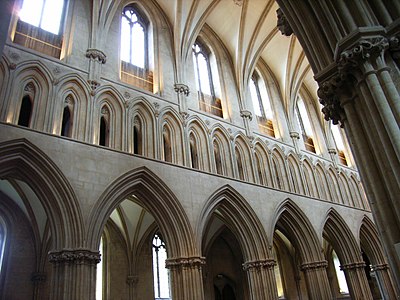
<box><xmin>120</xmin><ymin>5</ymin><xmax>153</xmax><ymax>92</ymax></box>
<box><xmin>152</xmin><ymin>234</ymin><xmax>171</xmax><ymax>300</ymax></box>
<box><xmin>295</xmin><ymin>96</ymin><xmax>316</xmax><ymax>153</ymax></box>
<box><xmin>192</xmin><ymin>40</ymin><xmax>223</xmax><ymax>117</ymax></box>
<box><xmin>249</xmin><ymin>72</ymin><xmax>275</xmax><ymax>137</ymax></box>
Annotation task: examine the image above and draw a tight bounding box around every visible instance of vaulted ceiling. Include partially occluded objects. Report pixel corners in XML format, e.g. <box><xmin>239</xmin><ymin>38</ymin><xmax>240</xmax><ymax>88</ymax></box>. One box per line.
<box><xmin>154</xmin><ymin>0</ymin><xmax>319</xmax><ymax>110</ymax></box>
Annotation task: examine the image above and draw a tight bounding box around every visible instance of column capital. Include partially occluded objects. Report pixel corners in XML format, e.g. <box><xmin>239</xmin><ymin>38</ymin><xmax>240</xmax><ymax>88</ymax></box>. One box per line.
<box><xmin>340</xmin><ymin>261</ymin><xmax>366</xmax><ymax>271</ymax></box>
<box><xmin>165</xmin><ymin>256</ymin><xmax>206</xmax><ymax>270</ymax></box>
<box><xmin>85</xmin><ymin>48</ymin><xmax>107</xmax><ymax>64</ymax></box>
<box><xmin>317</xmin><ymin>72</ymin><xmax>348</xmax><ymax>125</ymax></box>
<box><xmin>337</xmin><ymin>37</ymin><xmax>388</xmax><ymax>72</ymax></box>
<box><xmin>240</xmin><ymin>110</ymin><xmax>253</xmax><ymax>121</ymax></box>
<box><xmin>242</xmin><ymin>259</ymin><xmax>276</xmax><ymax>271</ymax></box>
<box><xmin>174</xmin><ymin>83</ymin><xmax>190</xmax><ymax>96</ymax></box>
<box><xmin>48</xmin><ymin>249</ymin><xmax>101</xmax><ymax>265</ymax></box>
<box><xmin>289</xmin><ymin>131</ymin><xmax>300</xmax><ymax>139</ymax></box>
<box><xmin>276</xmin><ymin>8</ymin><xmax>293</xmax><ymax>36</ymax></box>
<box><xmin>300</xmin><ymin>260</ymin><xmax>328</xmax><ymax>271</ymax></box>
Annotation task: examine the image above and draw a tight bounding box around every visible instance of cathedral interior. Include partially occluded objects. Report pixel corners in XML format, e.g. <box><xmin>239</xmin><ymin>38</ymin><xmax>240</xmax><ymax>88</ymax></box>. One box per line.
<box><xmin>0</xmin><ymin>0</ymin><xmax>399</xmax><ymax>299</ymax></box>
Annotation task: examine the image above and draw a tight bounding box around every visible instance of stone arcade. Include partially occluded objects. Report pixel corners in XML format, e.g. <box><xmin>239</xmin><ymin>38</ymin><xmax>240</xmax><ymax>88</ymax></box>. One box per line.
<box><xmin>0</xmin><ymin>0</ymin><xmax>399</xmax><ymax>299</ymax></box>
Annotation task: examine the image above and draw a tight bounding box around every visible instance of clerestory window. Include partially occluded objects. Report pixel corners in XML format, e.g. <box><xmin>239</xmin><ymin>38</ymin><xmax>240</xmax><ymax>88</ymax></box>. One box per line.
<box><xmin>192</xmin><ymin>40</ymin><xmax>223</xmax><ymax>117</ymax></box>
<box><xmin>120</xmin><ymin>5</ymin><xmax>153</xmax><ymax>92</ymax></box>
<box><xmin>249</xmin><ymin>72</ymin><xmax>275</xmax><ymax>137</ymax></box>
<box><xmin>152</xmin><ymin>234</ymin><xmax>171</xmax><ymax>300</ymax></box>
<box><xmin>14</xmin><ymin>0</ymin><xmax>65</xmax><ymax>58</ymax></box>
<box><xmin>331</xmin><ymin>124</ymin><xmax>348</xmax><ymax>166</ymax></box>
<box><xmin>295</xmin><ymin>96</ymin><xmax>316</xmax><ymax>153</ymax></box>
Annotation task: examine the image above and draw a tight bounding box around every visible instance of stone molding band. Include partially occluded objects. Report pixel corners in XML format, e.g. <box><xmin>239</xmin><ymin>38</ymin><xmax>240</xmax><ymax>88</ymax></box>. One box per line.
<box><xmin>242</xmin><ymin>259</ymin><xmax>276</xmax><ymax>271</ymax></box>
<box><xmin>48</xmin><ymin>249</ymin><xmax>101</xmax><ymax>265</ymax></box>
<box><xmin>372</xmin><ymin>263</ymin><xmax>389</xmax><ymax>271</ymax></box>
<box><xmin>165</xmin><ymin>256</ymin><xmax>206</xmax><ymax>269</ymax></box>
<box><xmin>340</xmin><ymin>261</ymin><xmax>366</xmax><ymax>271</ymax></box>
<box><xmin>174</xmin><ymin>83</ymin><xmax>190</xmax><ymax>96</ymax></box>
<box><xmin>300</xmin><ymin>260</ymin><xmax>328</xmax><ymax>271</ymax></box>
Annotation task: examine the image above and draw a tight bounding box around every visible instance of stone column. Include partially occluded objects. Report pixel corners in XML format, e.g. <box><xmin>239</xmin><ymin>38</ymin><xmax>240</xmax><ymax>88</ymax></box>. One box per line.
<box><xmin>174</xmin><ymin>83</ymin><xmax>190</xmax><ymax>166</ymax></box>
<box><xmin>372</xmin><ymin>263</ymin><xmax>398</xmax><ymax>300</ymax></box>
<box><xmin>240</xmin><ymin>109</ymin><xmax>253</xmax><ymax>137</ymax></box>
<box><xmin>166</xmin><ymin>256</ymin><xmax>205</xmax><ymax>300</ymax></box>
<box><xmin>300</xmin><ymin>260</ymin><xmax>332</xmax><ymax>300</ymax></box>
<box><xmin>242</xmin><ymin>259</ymin><xmax>278</xmax><ymax>300</ymax></box>
<box><xmin>341</xmin><ymin>261</ymin><xmax>373</xmax><ymax>299</ymax></box>
<box><xmin>289</xmin><ymin>131</ymin><xmax>300</xmax><ymax>154</ymax></box>
<box><xmin>174</xmin><ymin>83</ymin><xmax>190</xmax><ymax>115</ymax></box>
<box><xmin>31</xmin><ymin>272</ymin><xmax>46</xmax><ymax>300</ymax></box>
<box><xmin>48</xmin><ymin>248</ymin><xmax>100</xmax><ymax>300</ymax></box>
<box><xmin>85</xmin><ymin>49</ymin><xmax>107</xmax><ymax>96</ymax></box>
<box><xmin>317</xmin><ymin>36</ymin><xmax>400</xmax><ymax>288</ymax></box>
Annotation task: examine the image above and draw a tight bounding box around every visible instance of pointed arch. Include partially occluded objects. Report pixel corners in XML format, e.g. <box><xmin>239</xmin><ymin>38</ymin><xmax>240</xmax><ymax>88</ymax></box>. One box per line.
<box><xmin>159</xmin><ymin>109</ymin><xmax>184</xmax><ymax>165</ymax></box>
<box><xmin>210</xmin><ymin>126</ymin><xmax>233</xmax><ymax>177</ymax></box>
<box><xmin>127</xmin><ymin>97</ymin><xmax>156</xmax><ymax>158</ymax></box>
<box><xmin>54</xmin><ymin>75</ymin><xmax>91</xmax><ymax>141</ymax></box>
<box><xmin>322</xmin><ymin>209</ymin><xmax>362</xmax><ymax>264</ymax></box>
<box><xmin>338</xmin><ymin>172</ymin><xmax>353</xmax><ymax>207</ymax></box>
<box><xmin>8</xmin><ymin>61</ymin><xmax>53</xmax><ymax>130</ymax></box>
<box><xmin>327</xmin><ymin>167</ymin><xmax>341</xmax><ymax>204</ymax></box>
<box><xmin>0</xmin><ymin>139</ymin><xmax>83</xmax><ymax>248</ymax></box>
<box><xmin>315</xmin><ymin>163</ymin><xmax>331</xmax><ymax>201</ymax></box>
<box><xmin>271</xmin><ymin>147</ymin><xmax>288</xmax><ymax>191</ymax></box>
<box><xmin>233</xmin><ymin>133</ymin><xmax>253</xmax><ymax>182</ymax></box>
<box><xmin>359</xmin><ymin>216</ymin><xmax>387</xmax><ymax>266</ymax></box>
<box><xmin>302</xmin><ymin>157</ymin><xmax>318</xmax><ymax>197</ymax></box>
<box><xmin>253</xmin><ymin>141</ymin><xmax>272</xmax><ymax>186</ymax></box>
<box><xmin>271</xmin><ymin>199</ymin><xmax>324</xmax><ymax>263</ymax></box>
<box><xmin>86</xmin><ymin>167</ymin><xmax>195</xmax><ymax>258</ymax></box>
<box><xmin>187</xmin><ymin>116</ymin><xmax>211</xmax><ymax>172</ymax></box>
<box><xmin>94</xmin><ymin>88</ymin><xmax>125</xmax><ymax>150</ymax></box>
<box><xmin>287</xmin><ymin>153</ymin><xmax>304</xmax><ymax>194</ymax></box>
<box><xmin>197</xmin><ymin>185</ymin><xmax>270</xmax><ymax>261</ymax></box>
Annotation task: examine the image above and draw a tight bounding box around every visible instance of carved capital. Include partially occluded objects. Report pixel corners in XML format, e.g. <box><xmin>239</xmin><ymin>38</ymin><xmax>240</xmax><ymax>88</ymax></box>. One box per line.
<box><xmin>165</xmin><ymin>256</ymin><xmax>206</xmax><ymax>270</ymax></box>
<box><xmin>317</xmin><ymin>72</ymin><xmax>348</xmax><ymax>125</ymax></box>
<box><xmin>300</xmin><ymin>260</ymin><xmax>328</xmax><ymax>271</ymax></box>
<box><xmin>85</xmin><ymin>49</ymin><xmax>107</xmax><ymax>64</ymax></box>
<box><xmin>88</xmin><ymin>80</ymin><xmax>100</xmax><ymax>95</ymax></box>
<box><xmin>389</xmin><ymin>35</ymin><xmax>400</xmax><ymax>61</ymax></box>
<box><xmin>289</xmin><ymin>131</ymin><xmax>300</xmax><ymax>139</ymax></box>
<box><xmin>340</xmin><ymin>261</ymin><xmax>366</xmax><ymax>271</ymax></box>
<box><xmin>240</xmin><ymin>110</ymin><xmax>252</xmax><ymax>121</ymax></box>
<box><xmin>328</xmin><ymin>148</ymin><xmax>337</xmax><ymax>155</ymax></box>
<box><xmin>242</xmin><ymin>259</ymin><xmax>276</xmax><ymax>271</ymax></box>
<box><xmin>338</xmin><ymin>38</ymin><xmax>388</xmax><ymax>72</ymax></box>
<box><xmin>174</xmin><ymin>83</ymin><xmax>190</xmax><ymax>96</ymax></box>
<box><xmin>48</xmin><ymin>249</ymin><xmax>101</xmax><ymax>265</ymax></box>
<box><xmin>276</xmin><ymin>8</ymin><xmax>293</xmax><ymax>36</ymax></box>
<box><xmin>372</xmin><ymin>263</ymin><xmax>389</xmax><ymax>271</ymax></box>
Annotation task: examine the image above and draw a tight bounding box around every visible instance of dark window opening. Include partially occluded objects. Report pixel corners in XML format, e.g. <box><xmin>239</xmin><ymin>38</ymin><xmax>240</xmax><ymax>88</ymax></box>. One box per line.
<box><xmin>61</xmin><ymin>106</ymin><xmax>71</xmax><ymax>137</ymax></box>
<box><xmin>18</xmin><ymin>95</ymin><xmax>32</xmax><ymax>127</ymax></box>
<box><xmin>99</xmin><ymin>116</ymin><xmax>108</xmax><ymax>146</ymax></box>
